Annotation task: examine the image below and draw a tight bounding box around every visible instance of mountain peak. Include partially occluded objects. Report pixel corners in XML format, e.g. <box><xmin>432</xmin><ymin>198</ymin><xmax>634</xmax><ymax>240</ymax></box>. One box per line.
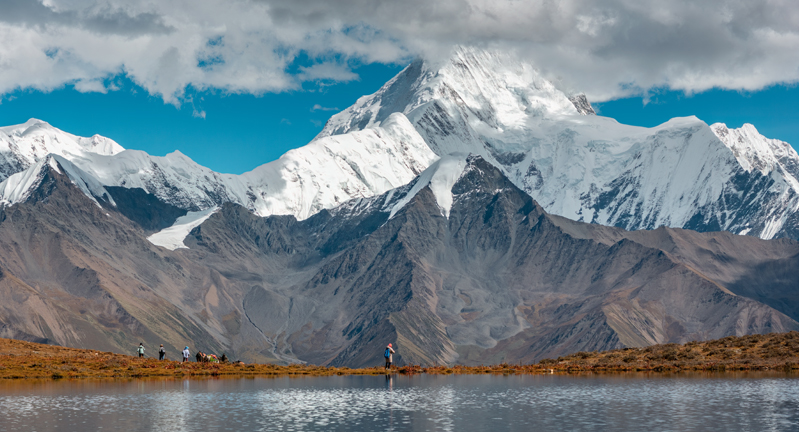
<box><xmin>0</xmin><ymin>120</ymin><xmax>125</xmax><ymax>184</ymax></box>
<box><xmin>316</xmin><ymin>46</ymin><xmax>587</xmax><ymax>148</ymax></box>
<box><xmin>711</xmin><ymin>122</ymin><xmax>799</xmax><ymax>179</ymax></box>
<box><xmin>0</xmin><ymin>154</ymin><xmax>115</xmax><ymax>208</ymax></box>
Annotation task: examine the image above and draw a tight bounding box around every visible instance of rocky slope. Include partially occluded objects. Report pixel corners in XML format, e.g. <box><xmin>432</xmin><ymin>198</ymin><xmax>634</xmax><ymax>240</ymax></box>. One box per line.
<box><xmin>0</xmin><ymin>154</ymin><xmax>798</xmax><ymax>366</ymax></box>
<box><xmin>1</xmin><ymin>46</ymin><xmax>798</xmax><ymax>367</ymax></box>
<box><xmin>184</xmin><ymin>155</ymin><xmax>799</xmax><ymax>366</ymax></box>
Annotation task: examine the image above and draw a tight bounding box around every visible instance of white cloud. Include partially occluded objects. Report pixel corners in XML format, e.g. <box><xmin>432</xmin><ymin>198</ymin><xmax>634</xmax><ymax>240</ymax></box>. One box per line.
<box><xmin>73</xmin><ymin>79</ymin><xmax>108</xmax><ymax>93</ymax></box>
<box><xmin>311</xmin><ymin>103</ymin><xmax>338</xmax><ymax>112</ymax></box>
<box><xmin>297</xmin><ymin>62</ymin><xmax>358</xmax><ymax>82</ymax></box>
<box><xmin>0</xmin><ymin>0</ymin><xmax>797</xmax><ymax>103</ymax></box>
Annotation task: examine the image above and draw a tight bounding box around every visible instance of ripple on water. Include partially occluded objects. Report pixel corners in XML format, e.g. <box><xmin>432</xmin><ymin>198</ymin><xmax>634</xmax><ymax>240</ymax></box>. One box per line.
<box><xmin>1</xmin><ymin>374</ymin><xmax>798</xmax><ymax>431</ymax></box>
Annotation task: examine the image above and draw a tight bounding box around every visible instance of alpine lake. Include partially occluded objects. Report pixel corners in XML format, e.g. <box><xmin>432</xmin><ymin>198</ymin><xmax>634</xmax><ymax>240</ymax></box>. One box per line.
<box><xmin>1</xmin><ymin>372</ymin><xmax>798</xmax><ymax>431</ymax></box>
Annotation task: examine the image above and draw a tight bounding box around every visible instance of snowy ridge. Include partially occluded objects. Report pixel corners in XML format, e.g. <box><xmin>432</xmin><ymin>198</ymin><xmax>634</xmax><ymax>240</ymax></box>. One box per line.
<box><xmin>0</xmin><ymin>154</ymin><xmax>115</xmax><ymax>208</ymax></box>
<box><xmin>314</xmin><ymin>46</ymin><xmax>799</xmax><ymax>240</ymax></box>
<box><xmin>0</xmin><ymin>113</ymin><xmax>436</xmax><ymax>221</ymax></box>
<box><xmin>0</xmin><ymin>119</ymin><xmax>123</xmax><ymax>183</ymax></box>
<box><xmin>712</xmin><ymin>123</ymin><xmax>799</xmax><ymax>182</ymax></box>
<box><xmin>241</xmin><ymin>113</ymin><xmax>437</xmax><ymax>219</ymax></box>
<box><xmin>317</xmin><ymin>46</ymin><xmax>583</xmax><ymax>160</ymax></box>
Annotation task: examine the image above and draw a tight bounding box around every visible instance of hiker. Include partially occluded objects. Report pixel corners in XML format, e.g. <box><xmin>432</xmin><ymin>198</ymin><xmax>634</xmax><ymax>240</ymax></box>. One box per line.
<box><xmin>182</xmin><ymin>346</ymin><xmax>190</xmax><ymax>363</ymax></box>
<box><xmin>384</xmin><ymin>343</ymin><xmax>395</xmax><ymax>369</ymax></box>
<box><xmin>196</xmin><ymin>351</ymin><xmax>203</xmax><ymax>363</ymax></box>
<box><xmin>220</xmin><ymin>353</ymin><xmax>228</xmax><ymax>363</ymax></box>
<box><xmin>137</xmin><ymin>343</ymin><xmax>145</xmax><ymax>358</ymax></box>
<box><xmin>159</xmin><ymin>344</ymin><xmax>166</xmax><ymax>360</ymax></box>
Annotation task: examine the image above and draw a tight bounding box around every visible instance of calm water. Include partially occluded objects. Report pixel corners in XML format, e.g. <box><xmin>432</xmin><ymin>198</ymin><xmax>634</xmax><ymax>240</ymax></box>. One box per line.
<box><xmin>1</xmin><ymin>373</ymin><xmax>798</xmax><ymax>431</ymax></box>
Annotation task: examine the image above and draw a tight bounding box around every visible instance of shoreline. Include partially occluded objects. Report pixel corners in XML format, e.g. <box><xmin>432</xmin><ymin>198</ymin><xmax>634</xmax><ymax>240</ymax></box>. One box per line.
<box><xmin>2</xmin><ymin>332</ymin><xmax>799</xmax><ymax>380</ymax></box>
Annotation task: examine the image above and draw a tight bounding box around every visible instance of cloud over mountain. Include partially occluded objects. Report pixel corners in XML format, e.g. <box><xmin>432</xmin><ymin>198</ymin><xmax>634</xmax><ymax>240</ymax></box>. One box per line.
<box><xmin>1</xmin><ymin>0</ymin><xmax>797</xmax><ymax>103</ymax></box>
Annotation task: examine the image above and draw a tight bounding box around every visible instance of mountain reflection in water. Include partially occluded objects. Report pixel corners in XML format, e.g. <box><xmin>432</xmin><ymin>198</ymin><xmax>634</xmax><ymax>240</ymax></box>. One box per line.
<box><xmin>1</xmin><ymin>373</ymin><xmax>798</xmax><ymax>431</ymax></box>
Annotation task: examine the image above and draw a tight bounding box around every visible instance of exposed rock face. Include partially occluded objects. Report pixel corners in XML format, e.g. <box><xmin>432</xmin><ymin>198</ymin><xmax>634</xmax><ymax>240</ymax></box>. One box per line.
<box><xmin>0</xmin><ymin>149</ymin><xmax>797</xmax><ymax>367</ymax></box>
<box><xmin>0</xmin><ymin>164</ymin><xmax>231</xmax><ymax>358</ymax></box>
<box><xmin>568</xmin><ymin>94</ymin><xmax>596</xmax><ymax>115</ymax></box>
<box><xmin>182</xmin><ymin>156</ymin><xmax>799</xmax><ymax>366</ymax></box>
<box><xmin>106</xmin><ymin>186</ymin><xmax>188</xmax><ymax>232</ymax></box>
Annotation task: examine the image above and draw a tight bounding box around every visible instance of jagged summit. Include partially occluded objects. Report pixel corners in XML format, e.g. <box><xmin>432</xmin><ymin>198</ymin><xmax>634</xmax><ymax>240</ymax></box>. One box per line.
<box><xmin>317</xmin><ymin>46</ymin><xmax>589</xmax><ymax>155</ymax></box>
<box><xmin>0</xmin><ymin>119</ymin><xmax>124</xmax><ymax>184</ymax></box>
<box><xmin>712</xmin><ymin>122</ymin><xmax>799</xmax><ymax>177</ymax></box>
<box><xmin>0</xmin><ymin>154</ymin><xmax>115</xmax><ymax>208</ymax></box>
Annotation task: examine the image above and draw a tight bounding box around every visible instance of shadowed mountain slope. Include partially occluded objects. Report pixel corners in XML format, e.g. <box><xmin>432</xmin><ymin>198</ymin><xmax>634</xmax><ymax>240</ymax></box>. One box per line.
<box><xmin>181</xmin><ymin>155</ymin><xmax>799</xmax><ymax>366</ymax></box>
<box><xmin>0</xmin><ymin>155</ymin><xmax>797</xmax><ymax>366</ymax></box>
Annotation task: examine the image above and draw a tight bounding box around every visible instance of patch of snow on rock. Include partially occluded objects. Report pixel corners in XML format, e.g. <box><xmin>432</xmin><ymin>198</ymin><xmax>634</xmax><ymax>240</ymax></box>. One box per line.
<box><xmin>147</xmin><ymin>207</ymin><xmax>219</xmax><ymax>250</ymax></box>
<box><xmin>389</xmin><ymin>154</ymin><xmax>467</xmax><ymax>219</ymax></box>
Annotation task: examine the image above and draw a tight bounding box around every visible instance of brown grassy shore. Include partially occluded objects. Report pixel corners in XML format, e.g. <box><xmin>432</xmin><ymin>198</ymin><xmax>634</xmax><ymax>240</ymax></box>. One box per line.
<box><xmin>2</xmin><ymin>332</ymin><xmax>799</xmax><ymax>380</ymax></box>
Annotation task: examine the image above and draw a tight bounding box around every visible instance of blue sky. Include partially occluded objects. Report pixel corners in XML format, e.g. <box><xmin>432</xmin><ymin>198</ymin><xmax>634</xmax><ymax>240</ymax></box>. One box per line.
<box><xmin>595</xmin><ymin>85</ymin><xmax>799</xmax><ymax>150</ymax></box>
<box><xmin>0</xmin><ymin>62</ymin><xmax>406</xmax><ymax>174</ymax></box>
<box><xmin>1</xmin><ymin>65</ymin><xmax>796</xmax><ymax>175</ymax></box>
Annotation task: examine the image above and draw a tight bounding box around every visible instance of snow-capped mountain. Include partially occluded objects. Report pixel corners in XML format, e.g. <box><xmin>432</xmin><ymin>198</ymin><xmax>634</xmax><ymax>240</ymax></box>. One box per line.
<box><xmin>2</xmin><ymin>46</ymin><xmax>798</xmax><ymax>242</ymax></box>
<box><xmin>0</xmin><ymin>154</ymin><xmax>116</xmax><ymax>208</ymax></box>
<box><xmin>0</xmin><ymin>119</ymin><xmax>123</xmax><ymax>182</ymax></box>
<box><xmin>318</xmin><ymin>46</ymin><xmax>799</xmax><ymax>240</ymax></box>
<box><xmin>0</xmin><ymin>113</ymin><xmax>436</xmax><ymax>220</ymax></box>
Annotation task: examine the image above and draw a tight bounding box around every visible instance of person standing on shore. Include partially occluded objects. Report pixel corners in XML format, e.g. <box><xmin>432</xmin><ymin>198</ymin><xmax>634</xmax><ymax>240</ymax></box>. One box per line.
<box><xmin>384</xmin><ymin>343</ymin><xmax>395</xmax><ymax>370</ymax></box>
<box><xmin>159</xmin><ymin>344</ymin><xmax>166</xmax><ymax>360</ymax></box>
<box><xmin>137</xmin><ymin>343</ymin><xmax>145</xmax><ymax>359</ymax></box>
<box><xmin>182</xmin><ymin>346</ymin><xmax>190</xmax><ymax>363</ymax></box>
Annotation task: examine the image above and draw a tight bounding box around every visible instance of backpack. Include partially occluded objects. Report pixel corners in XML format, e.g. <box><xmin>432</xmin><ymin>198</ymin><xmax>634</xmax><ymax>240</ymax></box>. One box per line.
<box><xmin>384</xmin><ymin>348</ymin><xmax>391</xmax><ymax>358</ymax></box>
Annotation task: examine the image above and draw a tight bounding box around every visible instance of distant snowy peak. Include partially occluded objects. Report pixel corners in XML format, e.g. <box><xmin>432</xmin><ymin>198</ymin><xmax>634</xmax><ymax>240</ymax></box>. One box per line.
<box><xmin>313</xmin><ymin>46</ymin><xmax>799</xmax><ymax>241</ymax></box>
<box><xmin>0</xmin><ymin>112</ymin><xmax>437</xmax><ymax>224</ymax></box>
<box><xmin>0</xmin><ymin>154</ymin><xmax>114</xmax><ymax>208</ymax></box>
<box><xmin>712</xmin><ymin>123</ymin><xmax>799</xmax><ymax>179</ymax></box>
<box><xmin>0</xmin><ymin>119</ymin><xmax>124</xmax><ymax>182</ymax></box>
<box><xmin>245</xmin><ymin>112</ymin><xmax>437</xmax><ymax>219</ymax></box>
<box><xmin>317</xmin><ymin>46</ymin><xmax>588</xmax><ymax>156</ymax></box>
